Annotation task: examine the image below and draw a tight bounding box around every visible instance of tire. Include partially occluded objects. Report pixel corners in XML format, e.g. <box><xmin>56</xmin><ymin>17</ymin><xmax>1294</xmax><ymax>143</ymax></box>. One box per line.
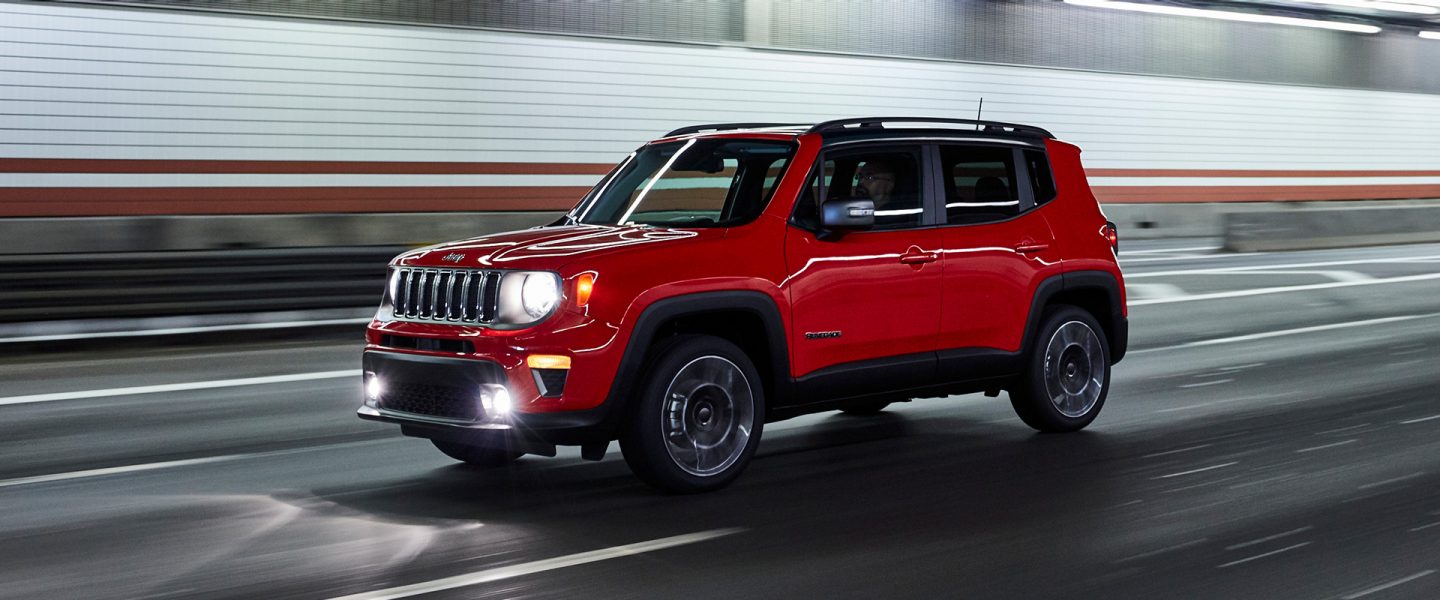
<box><xmin>1010</xmin><ymin>305</ymin><xmax>1111</xmax><ymax>433</ymax></box>
<box><xmin>839</xmin><ymin>400</ymin><xmax>891</xmax><ymax>416</ymax></box>
<box><xmin>620</xmin><ymin>335</ymin><xmax>765</xmax><ymax>493</ymax></box>
<box><xmin>431</xmin><ymin>439</ymin><xmax>523</xmax><ymax>467</ymax></box>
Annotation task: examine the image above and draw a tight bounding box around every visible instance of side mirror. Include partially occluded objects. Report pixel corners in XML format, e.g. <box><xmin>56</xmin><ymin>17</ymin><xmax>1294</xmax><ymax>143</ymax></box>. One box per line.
<box><xmin>821</xmin><ymin>198</ymin><xmax>875</xmax><ymax>230</ymax></box>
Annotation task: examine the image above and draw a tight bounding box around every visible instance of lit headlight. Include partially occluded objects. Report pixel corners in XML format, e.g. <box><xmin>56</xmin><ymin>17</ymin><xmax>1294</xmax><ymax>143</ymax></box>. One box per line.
<box><xmin>495</xmin><ymin>271</ymin><xmax>563</xmax><ymax>326</ymax></box>
<box><xmin>520</xmin><ymin>272</ymin><xmax>561</xmax><ymax>319</ymax></box>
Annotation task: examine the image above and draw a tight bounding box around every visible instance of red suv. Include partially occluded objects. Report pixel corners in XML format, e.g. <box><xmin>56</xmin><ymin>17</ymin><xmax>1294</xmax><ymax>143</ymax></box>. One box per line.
<box><xmin>358</xmin><ymin>118</ymin><xmax>1127</xmax><ymax>493</ymax></box>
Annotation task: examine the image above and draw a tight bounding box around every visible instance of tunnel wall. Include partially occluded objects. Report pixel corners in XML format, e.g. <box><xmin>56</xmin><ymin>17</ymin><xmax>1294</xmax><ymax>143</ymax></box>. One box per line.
<box><xmin>2</xmin><ymin>0</ymin><xmax>1440</xmax><ymax>221</ymax></box>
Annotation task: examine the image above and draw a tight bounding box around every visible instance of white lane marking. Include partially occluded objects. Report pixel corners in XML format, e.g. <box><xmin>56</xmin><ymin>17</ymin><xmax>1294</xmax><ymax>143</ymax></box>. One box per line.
<box><xmin>1218</xmin><ymin>362</ymin><xmax>1266</xmax><ymax>372</ymax></box>
<box><xmin>1128</xmin><ymin>254</ymin><xmax>1440</xmax><ymax>278</ymax></box>
<box><xmin>1132</xmin><ymin>313</ymin><xmax>1440</xmax><ymax>354</ymax></box>
<box><xmin>1142</xmin><ymin>269</ymin><xmax>1376</xmax><ymax>283</ymax></box>
<box><xmin>1409</xmin><ymin>522</ymin><xmax>1440</xmax><ymax>532</ymax></box>
<box><xmin>0</xmin><ymin>440</ymin><xmax>384</xmax><ymax>489</ymax></box>
<box><xmin>1401</xmin><ymin>415</ymin><xmax>1440</xmax><ymax>425</ymax></box>
<box><xmin>1130</xmin><ymin>273</ymin><xmax>1440</xmax><ymax>306</ymax></box>
<box><xmin>1359</xmin><ymin>472</ymin><xmax>1427</xmax><ymax>490</ymax></box>
<box><xmin>1143</xmin><ymin>444</ymin><xmax>1213</xmax><ymax>459</ymax></box>
<box><xmin>1225</xmin><ymin>526</ymin><xmax>1314</xmax><ymax>551</ymax></box>
<box><xmin>325</xmin><ymin>528</ymin><xmax>745</xmax><ymax>600</ymax></box>
<box><xmin>1114</xmin><ymin>538</ymin><xmax>1209</xmax><ymax>564</ymax></box>
<box><xmin>1342</xmin><ymin>570</ymin><xmax>1436</xmax><ymax>599</ymax></box>
<box><xmin>1156</xmin><ymin>462</ymin><xmax>1238</xmax><ymax>479</ymax></box>
<box><xmin>1178</xmin><ymin>378</ymin><xmax>1233</xmax><ymax>389</ymax></box>
<box><xmin>1126</xmin><ymin>283</ymin><xmax>1187</xmax><ymax>300</ymax></box>
<box><xmin>0</xmin><ymin>317</ymin><xmax>371</xmax><ymax>344</ymax></box>
<box><xmin>1120</xmin><ymin>246</ymin><xmax>1221</xmax><ymax>255</ymax></box>
<box><xmin>1318</xmin><ymin>270</ymin><xmax>1376</xmax><ymax>283</ymax></box>
<box><xmin>1216</xmin><ymin>542</ymin><xmax>1311</xmax><ymax>569</ymax></box>
<box><xmin>1295</xmin><ymin>439</ymin><xmax>1359</xmax><ymax>453</ymax></box>
<box><xmin>1120</xmin><ymin>254</ymin><xmax>1260</xmax><ymax>264</ymax></box>
<box><xmin>1229</xmin><ymin>472</ymin><xmax>1299</xmax><ymax>490</ymax></box>
<box><xmin>1316</xmin><ymin>423</ymin><xmax>1372</xmax><ymax>436</ymax></box>
<box><xmin>0</xmin><ymin>370</ymin><xmax>361</xmax><ymax>406</ymax></box>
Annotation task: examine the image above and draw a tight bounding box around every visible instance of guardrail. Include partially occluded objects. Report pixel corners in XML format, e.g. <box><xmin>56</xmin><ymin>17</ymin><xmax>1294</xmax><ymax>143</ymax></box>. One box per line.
<box><xmin>1223</xmin><ymin>205</ymin><xmax>1440</xmax><ymax>252</ymax></box>
<box><xmin>0</xmin><ymin>247</ymin><xmax>401</xmax><ymax>323</ymax></box>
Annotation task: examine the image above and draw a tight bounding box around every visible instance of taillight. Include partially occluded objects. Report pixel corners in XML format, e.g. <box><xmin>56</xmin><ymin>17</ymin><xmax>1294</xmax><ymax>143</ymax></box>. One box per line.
<box><xmin>1102</xmin><ymin>221</ymin><xmax>1118</xmax><ymax>252</ymax></box>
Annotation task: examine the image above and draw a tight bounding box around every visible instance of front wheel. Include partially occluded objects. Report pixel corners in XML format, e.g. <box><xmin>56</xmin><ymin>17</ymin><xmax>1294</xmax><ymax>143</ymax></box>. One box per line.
<box><xmin>620</xmin><ymin>335</ymin><xmax>765</xmax><ymax>493</ymax></box>
<box><xmin>432</xmin><ymin>439</ymin><xmax>523</xmax><ymax>467</ymax></box>
<box><xmin>1010</xmin><ymin>306</ymin><xmax>1111</xmax><ymax>433</ymax></box>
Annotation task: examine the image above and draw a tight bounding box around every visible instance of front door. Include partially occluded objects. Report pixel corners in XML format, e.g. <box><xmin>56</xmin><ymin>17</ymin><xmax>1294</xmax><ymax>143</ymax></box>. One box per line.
<box><xmin>784</xmin><ymin>144</ymin><xmax>943</xmax><ymax>400</ymax></box>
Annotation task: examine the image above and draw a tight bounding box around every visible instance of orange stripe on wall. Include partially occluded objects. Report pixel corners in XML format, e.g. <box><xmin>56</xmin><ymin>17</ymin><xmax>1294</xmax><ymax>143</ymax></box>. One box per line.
<box><xmin>1093</xmin><ymin>185</ymin><xmax>1440</xmax><ymax>203</ymax></box>
<box><xmin>0</xmin><ymin>187</ymin><xmax>590</xmax><ymax>216</ymax></box>
<box><xmin>1088</xmin><ymin>169</ymin><xmax>1440</xmax><ymax>178</ymax></box>
<box><xmin>0</xmin><ymin>159</ymin><xmax>615</xmax><ymax>175</ymax></box>
<box><xmin>6</xmin><ymin>160</ymin><xmax>1439</xmax><ymax>179</ymax></box>
<box><xmin>2</xmin><ymin>184</ymin><xmax>1436</xmax><ymax>216</ymax></box>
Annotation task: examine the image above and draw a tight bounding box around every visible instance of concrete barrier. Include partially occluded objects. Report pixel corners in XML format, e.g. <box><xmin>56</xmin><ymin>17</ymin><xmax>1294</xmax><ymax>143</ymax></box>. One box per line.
<box><xmin>2</xmin><ymin>201</ymin><xmax>1439</xmax><ymax>254</ymax></box>
<box><xmin>1224</xmin><ymin>203</ymin><xmax>1440</xmax><ymax>252</ymax></box>
<box><xmin>0</xmin><ymin>212</ymin><xmax>561</xmax><ymax>255</ymax></box>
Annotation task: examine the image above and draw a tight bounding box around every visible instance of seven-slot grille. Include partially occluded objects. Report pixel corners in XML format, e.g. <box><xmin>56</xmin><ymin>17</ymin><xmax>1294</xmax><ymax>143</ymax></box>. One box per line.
<box><xmin>392</xmin><ymin>267</ymin><xmax>500</xmax><ymax>323</ymax></box>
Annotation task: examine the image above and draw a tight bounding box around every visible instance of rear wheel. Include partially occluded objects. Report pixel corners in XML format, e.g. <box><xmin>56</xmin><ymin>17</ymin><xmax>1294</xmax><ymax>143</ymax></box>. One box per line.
<box><xmin>431</xmin><ymin>440</ymin><xmax>523</xmax><ymax>467</ymax></box>
<box><xmin>620</xmin><ymin>335</ymin><xmax>765</xmax><ymax>493</ymax></box>
<box><xmin>1011</xmin><ymin>306</ymin><xmax>1110</xmax><ymax>433</ymax></box>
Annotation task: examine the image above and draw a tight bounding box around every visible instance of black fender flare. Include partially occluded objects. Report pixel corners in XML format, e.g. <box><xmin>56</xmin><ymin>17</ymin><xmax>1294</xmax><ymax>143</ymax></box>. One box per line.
<box><xmin>597</xmin><ymin>290</ymin><xmax>792</xmax><ymax>434</ymax></box>
<box><xmin>1021</xmin><ymin>270</ymin><xmax>1129</xmax><ymax>364</ymax></box>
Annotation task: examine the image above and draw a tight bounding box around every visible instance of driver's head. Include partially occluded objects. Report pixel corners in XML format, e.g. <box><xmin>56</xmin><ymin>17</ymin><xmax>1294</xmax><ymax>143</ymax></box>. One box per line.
<box><xmin>855</xmin><ymin>160</ymin><xmax>896</xmax><ymax>203</ymax></box>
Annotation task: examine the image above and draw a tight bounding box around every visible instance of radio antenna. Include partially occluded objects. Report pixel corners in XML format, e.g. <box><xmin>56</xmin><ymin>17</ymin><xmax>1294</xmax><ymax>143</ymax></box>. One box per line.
<box><xmin>975</xmin><ymin>97</ymin><xmax>984</xmax><ymax>130</ymax></box>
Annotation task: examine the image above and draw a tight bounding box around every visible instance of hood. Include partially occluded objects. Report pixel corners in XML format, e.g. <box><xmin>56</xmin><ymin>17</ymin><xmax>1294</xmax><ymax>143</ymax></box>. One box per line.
<box><xmin>394</xmin><ymin>225</ymin><xmax>717</xmax><ymax>270</ymax></box>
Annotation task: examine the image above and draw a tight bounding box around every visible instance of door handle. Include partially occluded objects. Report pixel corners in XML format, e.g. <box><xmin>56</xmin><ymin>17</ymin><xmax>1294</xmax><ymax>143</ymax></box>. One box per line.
<box><xmin>900</xmin><ymin>248</ymin><xmax>938</xmax><ymax>264</ymax></box>
<box><xmin>1015</xmin><ymin>242</ymin><xmax>1050</xmax><ymax>254</ymax></box>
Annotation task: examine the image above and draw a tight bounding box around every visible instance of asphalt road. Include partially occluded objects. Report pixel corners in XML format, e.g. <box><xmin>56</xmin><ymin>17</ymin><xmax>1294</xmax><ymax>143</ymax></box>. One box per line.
<box><xmin>3</xmin><ymin>240</ymin><xmax>1440</xmax><ymax>599</ymax></box>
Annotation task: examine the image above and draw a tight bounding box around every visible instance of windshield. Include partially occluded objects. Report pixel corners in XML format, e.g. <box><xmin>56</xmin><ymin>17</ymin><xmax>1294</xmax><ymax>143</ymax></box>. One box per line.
<box><xmin>571</xmin><ymin>138</ymin><xmax>796</xmax><ymax>227</ymax></box>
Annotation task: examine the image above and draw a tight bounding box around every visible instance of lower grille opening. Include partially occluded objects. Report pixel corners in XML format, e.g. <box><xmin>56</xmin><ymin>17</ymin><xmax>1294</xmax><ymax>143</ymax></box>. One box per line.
<box><xmin>533</xmin><ymin>368</ymin><xmax>568</xmax><ymax>397</ymax></box>
<box><xmin>380</xmin><ymin>334</ymin><xmax>474</xmax><ymax>354</ymax></box>
<box><xmin>379</xmin><ymin>381</ymin><xmax>483</xmax><ymax>421</ymax></box>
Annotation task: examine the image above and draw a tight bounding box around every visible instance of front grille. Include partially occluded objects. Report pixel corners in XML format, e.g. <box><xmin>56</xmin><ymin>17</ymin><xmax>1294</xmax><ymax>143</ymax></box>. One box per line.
<box><xmin>379</xmin><ymin>381</ymin><xmax>483</xmax><ymax>422</ymax></box>
<box><xmin>393</xmin><ymin>267</ymin><xmax>500</xmax><ymax>323</ymax></box>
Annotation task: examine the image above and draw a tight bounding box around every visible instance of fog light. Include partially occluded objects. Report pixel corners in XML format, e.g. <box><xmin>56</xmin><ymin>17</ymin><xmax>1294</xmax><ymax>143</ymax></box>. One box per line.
<box><xmin>479</xmin><ymin>383</ymin><xmax>511</xmax><ymax>418</ymax></box>
<box><xmin>365</xmin><ymin>374</ymin><xmax>383</xmax><ymax>402</ymax></box>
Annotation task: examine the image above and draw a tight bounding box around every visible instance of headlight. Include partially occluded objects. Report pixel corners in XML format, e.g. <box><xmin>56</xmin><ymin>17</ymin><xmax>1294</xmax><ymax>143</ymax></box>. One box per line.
<box><xmin>521</xmin><ymin>272</ymin><xmax>560</xmax><ymax>319</ymax></box>
<box><xmin>495</xmin><ymin>271</ymin><xmax>562</xmax><ymax>326</ymax></box>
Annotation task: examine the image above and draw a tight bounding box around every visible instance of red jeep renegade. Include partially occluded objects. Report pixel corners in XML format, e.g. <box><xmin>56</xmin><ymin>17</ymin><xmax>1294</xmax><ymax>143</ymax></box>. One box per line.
<box><xmin>358</xmin><ymin>118</ymin><xmax>1127</xmax><ymax>493</ymax></box>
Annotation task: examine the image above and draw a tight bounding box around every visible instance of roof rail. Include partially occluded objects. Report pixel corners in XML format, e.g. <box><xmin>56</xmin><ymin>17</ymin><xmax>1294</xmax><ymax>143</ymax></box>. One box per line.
<box><xmin>663</xmin><ymin>122</ymin><xmax>809</xmax><ymax>137</ymax></box>
<box><xmin>807</xmin><ymin>117</ymin><xmax>1054</xmax><ymax>139</ymax></box>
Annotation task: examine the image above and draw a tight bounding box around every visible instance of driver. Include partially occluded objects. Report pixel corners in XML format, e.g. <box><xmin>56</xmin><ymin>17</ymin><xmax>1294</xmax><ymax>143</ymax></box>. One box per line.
<box><xmin>854</xmin><ymin>160</ymin><xmax>897</xmax><ymax>207</ymax></box>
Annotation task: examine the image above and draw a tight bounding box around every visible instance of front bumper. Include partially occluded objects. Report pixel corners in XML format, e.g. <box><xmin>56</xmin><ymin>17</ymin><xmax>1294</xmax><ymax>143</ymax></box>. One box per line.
<box><xmin>357</xmin><ymin>350</ymin><xmax>617</xmax><ymax>448</ymax></box>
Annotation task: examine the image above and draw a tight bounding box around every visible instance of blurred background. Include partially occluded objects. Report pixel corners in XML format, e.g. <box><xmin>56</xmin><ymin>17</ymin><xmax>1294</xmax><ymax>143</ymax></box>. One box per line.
<box><xmin>3</xmin><ymin>1</ymin><xmax>1440</xmax><ymax>598</ymax></box>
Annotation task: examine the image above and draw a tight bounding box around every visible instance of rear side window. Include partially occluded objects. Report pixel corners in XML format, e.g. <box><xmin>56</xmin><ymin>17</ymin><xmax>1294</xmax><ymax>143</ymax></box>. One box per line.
<box><xmin>1025</xmin><ymin>150</ymin><xmax>1057</xmax><ymax>206</ymax></box>
<box><xmin>940</xmin><ymin>145</ymin><xmax>1020</xmax><ymax>225</ymax></box>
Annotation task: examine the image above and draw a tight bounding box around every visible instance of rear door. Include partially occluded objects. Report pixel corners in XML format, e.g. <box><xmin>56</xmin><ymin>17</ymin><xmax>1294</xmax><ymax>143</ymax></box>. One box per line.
<box><xmin>935</xmin><ymin>143</ymin><xmax>1064</xmax><ymax>368</ymax></box>
<box><xmin>784</xmin><ymin>144</ymin><xmax>943</xmax><ymax>397</ymax></box>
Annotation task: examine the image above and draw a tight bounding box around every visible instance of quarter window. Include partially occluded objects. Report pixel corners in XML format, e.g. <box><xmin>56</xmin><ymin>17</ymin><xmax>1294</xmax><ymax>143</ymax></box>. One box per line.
<box><xmin>1025</xmin><ymin>150</ymin><xmax>1057</xmax><ymax>205</ymax></box>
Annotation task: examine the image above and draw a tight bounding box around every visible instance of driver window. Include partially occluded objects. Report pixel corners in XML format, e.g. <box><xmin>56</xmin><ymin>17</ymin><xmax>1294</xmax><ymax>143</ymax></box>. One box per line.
<box><xmin>793</xmin><ymin>148</ymin><xmax>924</xmax><ymax>231</ymax></box>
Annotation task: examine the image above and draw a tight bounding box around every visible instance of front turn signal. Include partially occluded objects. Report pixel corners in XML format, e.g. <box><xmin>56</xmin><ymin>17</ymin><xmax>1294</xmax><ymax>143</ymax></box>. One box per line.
<box><xmin>575</xmin><ymin>272</ymin><xmax>596</xmax><ymax>307</ymax></box>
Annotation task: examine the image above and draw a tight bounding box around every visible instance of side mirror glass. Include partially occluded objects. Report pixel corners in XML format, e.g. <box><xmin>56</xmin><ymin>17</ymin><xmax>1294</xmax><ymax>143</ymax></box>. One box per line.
<box><xmin>821</xmin><ymin>198</ymin><xmax>875</xmax><ymax>230</ymax></box>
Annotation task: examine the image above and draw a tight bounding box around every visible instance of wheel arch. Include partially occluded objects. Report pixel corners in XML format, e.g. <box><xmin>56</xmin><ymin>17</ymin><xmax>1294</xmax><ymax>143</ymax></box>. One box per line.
<box><xmin>1023</xmin><ymin>270</ymin><xmax>1128</xmax><ymax>364</ymax></box>
<box><xmin>601</xmin><ymin>290</ymin><xmax>792</xmax><ymax>433</ymax></box>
